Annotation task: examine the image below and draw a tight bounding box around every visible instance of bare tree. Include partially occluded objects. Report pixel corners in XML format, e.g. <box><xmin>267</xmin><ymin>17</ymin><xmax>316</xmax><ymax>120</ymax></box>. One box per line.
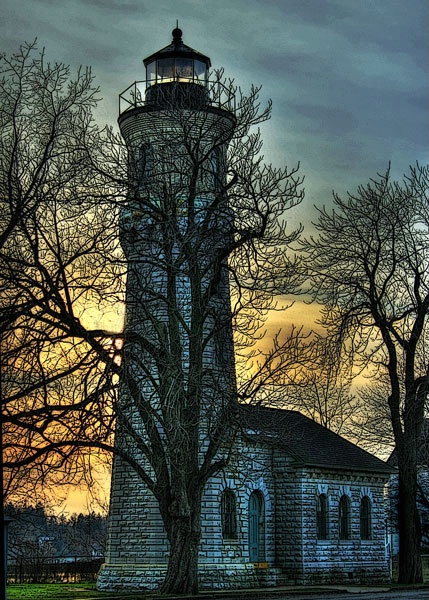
<box><xmin>0</xmin><ymin>41</ymin><xmax>125</xmax><ymax>499</ymax></box>
<box><xmin>353</xmin><ymin>379</ymin><xmax>396</xmax><ymax>457</ymax></box>
<box><xmin>280</xmin><ymin>334</ymin><xmax>358</xmax><ymax>436</ymax></box>
<box><xmin>0</xmin><ymin>43</ymin><xmax>121</xmax><ymax>600</ymax></box>
<box><xmin>1</xmin><ymin>43</ymin><xmax>305</xmax><ymax>594</ymax></box>
<box><xmin>300</xmin><ymin>164</ymin><xmax>429</xmax><ymax>583</ymax></box>
<box><xmin>6</xmin><ymin>503</ymin><xmax>107</xmax><ymax>579</ymax></box>
<box><xmin>96</xmin><ymin>74</ymin><xmax>305</xmax><ymax>594</ymax></box>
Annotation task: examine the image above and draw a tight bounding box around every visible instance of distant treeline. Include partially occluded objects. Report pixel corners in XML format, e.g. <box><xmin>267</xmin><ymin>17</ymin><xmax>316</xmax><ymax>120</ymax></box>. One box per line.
<box><xmin>5</xmin><ymin>503</ymin><xmax>106</xmax><ymax>562</ymax></box>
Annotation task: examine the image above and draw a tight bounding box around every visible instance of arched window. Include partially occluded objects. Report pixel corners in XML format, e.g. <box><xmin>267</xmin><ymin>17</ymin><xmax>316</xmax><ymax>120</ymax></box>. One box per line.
<box><xmin>207</xmin><ymin>148</ymin><xmax>221</xmax><ymax>192</ymax></box>
<box><xmin>339</xmin><ymin>495</ymin><xmax>351</xmax><ymax>540</ymax></box>
<box><xmin>316</xmin><ymin>493</ymin><xmax>329</xmax><ymax>540</ymax></box>
<box><xmin>360</xmin><ymin>496</ymin><xmax>372</xmax><ymax>540</ymax></box>
<box><xmin>138</xmin><ymin>143</ymin><xmax>153</xmax><ymax>184</ymax></box>
<box><xmin>221</xmin><ymin>489</ymin><xmax>237</xmax><ymax>540</ymax></box>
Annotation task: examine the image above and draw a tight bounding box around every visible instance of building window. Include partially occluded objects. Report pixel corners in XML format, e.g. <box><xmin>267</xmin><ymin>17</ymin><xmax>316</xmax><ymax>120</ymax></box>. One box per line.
<box><xmin>316</xmin><ymin>493</ymin><xmax>329</xmax><ymax>540</ymax></box>
<box><xmin>360</xmin><ymin>496</ymin><xmax>372</xmax><ymax>540</ymax></box>
<box><xmin>221</xmin><ymin>489</ymin><xmax>237</xmax><ymax>540</ymax></box>
<box><xmin>339</xmin><ymin>495</ymin><xmax>351</xmax><ymax>540</ymax></box>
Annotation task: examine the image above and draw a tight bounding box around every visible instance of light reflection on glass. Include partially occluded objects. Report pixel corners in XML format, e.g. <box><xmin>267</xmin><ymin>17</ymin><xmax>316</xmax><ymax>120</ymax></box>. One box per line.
<box><xmin>145</xmin><ymin>58</ymin><xmax>208</xmax><ymax>86</ymax></box>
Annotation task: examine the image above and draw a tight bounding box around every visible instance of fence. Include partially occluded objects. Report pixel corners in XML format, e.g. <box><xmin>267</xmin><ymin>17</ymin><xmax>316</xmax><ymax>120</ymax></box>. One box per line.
<box><xmin>7</xmin><ymin>556</ymin><xmax>104</xmax><ymax>584</ymax></box>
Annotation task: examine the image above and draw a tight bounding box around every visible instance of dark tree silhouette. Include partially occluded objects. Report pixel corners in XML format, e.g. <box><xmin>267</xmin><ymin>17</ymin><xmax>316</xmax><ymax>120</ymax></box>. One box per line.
<box><xmin>0</xmin><ymin>41</ymin><xmax>124</xmax><ymax>501</ymax></box>
<box><xmin>1</xmin><ymin>42</ymin><xmax>304</xmax><ymax>594</ymax></box>
<box><xmin>300</xmin><ymin>164</ymin><xmax>429</xmax><ymax>583</ymax></box>
<box><xmin>106</xmin><ymin>75</ymin><xmax>304</xmax><ymax>594</ymax></box>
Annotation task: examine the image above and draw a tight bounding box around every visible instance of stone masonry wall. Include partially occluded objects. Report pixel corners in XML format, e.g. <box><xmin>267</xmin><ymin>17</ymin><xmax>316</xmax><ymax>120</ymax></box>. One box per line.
<box><xmin>98</xmin><ymin>433</ymin><xmax>280</xmax><ymax>591</ymax></box>
<box><xmin>99</xmin><ymin>430</ymin><xmax>391</xmax><ymax>590</ymax></box>
<box><xmin>276</xmin><ymin>465</ymin><xmax>390</xmax><ymax>584</ymax></box>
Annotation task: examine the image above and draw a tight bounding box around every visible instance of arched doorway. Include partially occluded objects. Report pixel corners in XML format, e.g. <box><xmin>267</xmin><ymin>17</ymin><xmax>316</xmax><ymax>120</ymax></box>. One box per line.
<box><xmin>248</xmin><ymin>491</ymin><xmax>265</xmax><ymax>562</ymax></box>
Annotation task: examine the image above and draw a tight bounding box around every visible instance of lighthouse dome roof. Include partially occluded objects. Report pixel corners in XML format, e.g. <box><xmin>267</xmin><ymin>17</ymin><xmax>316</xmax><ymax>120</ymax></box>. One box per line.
<box><xmin>143</xmin><ymin>27</ymin><xmax>211</xmax><ymax>68</ymax></box>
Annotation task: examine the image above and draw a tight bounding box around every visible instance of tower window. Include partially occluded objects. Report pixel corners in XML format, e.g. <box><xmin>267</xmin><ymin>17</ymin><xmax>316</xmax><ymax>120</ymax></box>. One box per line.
<box><xmin>339</xmin><ymin>495</ymin><xmax>351</xmax><ymax>540</ymax></box>
<box><xmin>207</xmin><ymin>148</ymin><xmax>222</xmax><ymax>192</ymax></box>
<box><xmin>316</xmin><ymin>493</ymin><xmax>329</xmax><ymax>540</ymax></box>
<box><xmin>139</xmin><ymin>143</ymin><xmax>153</xmax><ymax>183</ymax></box>
<box><xmin>360</xmin><ymin>496</ymin><xmax>372</xmax><ymax>540</ymax></box>
<box><xmin>221</xmin><ymin>489</ymin><xmax>237</xmax><ymax>540</ymax></box>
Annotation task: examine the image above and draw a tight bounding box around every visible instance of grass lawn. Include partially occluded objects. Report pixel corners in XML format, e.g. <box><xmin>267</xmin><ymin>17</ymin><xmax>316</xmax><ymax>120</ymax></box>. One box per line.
<box><xmin>6</xmin><ymin>583</ymin><xmax>148</xmax><ymax>599</ymax></box>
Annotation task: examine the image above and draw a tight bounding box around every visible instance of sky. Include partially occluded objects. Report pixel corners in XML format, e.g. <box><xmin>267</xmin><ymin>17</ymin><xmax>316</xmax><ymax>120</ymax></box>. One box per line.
<box><xmin>2</xmin><ymin>0</ymin><xmax>427</xmax><ymax>218</ymax></box>
<box><xmin>1</xmin><ymin>0</ymin><xmax>428</xmax><ymax>512</ymax></box>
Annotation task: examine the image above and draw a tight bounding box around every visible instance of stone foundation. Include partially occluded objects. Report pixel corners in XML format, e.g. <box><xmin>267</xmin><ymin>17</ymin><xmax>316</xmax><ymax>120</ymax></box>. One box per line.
<box><xmin>97</xmin><ymin>562</ymin><xmax>280</xmax><ymax>592</ymax></box>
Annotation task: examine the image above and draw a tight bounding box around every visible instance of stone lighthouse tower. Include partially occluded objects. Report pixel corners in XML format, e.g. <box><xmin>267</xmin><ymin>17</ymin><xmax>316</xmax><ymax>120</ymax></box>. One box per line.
<box><xmin>95</xmin><ymin>38</ymin><xmax>396</xmax><ymax>589</ymax></box>
<box><xmin>98</xmin><ymin>28</ymin><xmax>242</xmax><ymax>592</ymax></box>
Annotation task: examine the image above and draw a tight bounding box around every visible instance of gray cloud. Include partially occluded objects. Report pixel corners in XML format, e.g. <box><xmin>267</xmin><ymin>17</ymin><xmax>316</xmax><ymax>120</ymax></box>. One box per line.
<box><xmin>1</xmin><ymin>0</ymin><xmax>428</xmax><ymax>214</ymax></box>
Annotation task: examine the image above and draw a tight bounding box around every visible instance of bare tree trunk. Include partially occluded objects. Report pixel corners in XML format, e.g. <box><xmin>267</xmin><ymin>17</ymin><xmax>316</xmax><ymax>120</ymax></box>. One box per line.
<box><xmin>160</xmin><ymin>490</ymin><xmax>202</xmax><ymax>595</ymax></box>
<box><xmin>397</xmin><ymin>447</ymin><xmax>423</xmax><ymax>583</ymax></box>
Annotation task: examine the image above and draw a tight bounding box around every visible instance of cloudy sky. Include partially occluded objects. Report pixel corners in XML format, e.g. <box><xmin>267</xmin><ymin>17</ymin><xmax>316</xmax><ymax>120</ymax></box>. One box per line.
<box><xmin>2</xmin><ymin>0</ymin><xmax>427</xmax><ymax>226</ymax></box>
<box><xmin>3</xmin><ymin>0</ymin><xmax>426</xmax><ymax>336</ymax></box>
<box><xmin>1</xmin><ymin>0</ymin><xmax>427</xmax><ymax>510</ymax></box>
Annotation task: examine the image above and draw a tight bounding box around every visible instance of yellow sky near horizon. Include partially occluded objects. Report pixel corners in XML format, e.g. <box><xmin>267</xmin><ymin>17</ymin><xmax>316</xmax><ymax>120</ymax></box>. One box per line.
<box><xmin>44</xmin><ymin>294</ymin><xmax>386</xmax><ymax>517</ymax></box>
<box><xmin>48</xmin><ymin>296</ymin><xmax>324</xmax><ymax>516</ymax></box>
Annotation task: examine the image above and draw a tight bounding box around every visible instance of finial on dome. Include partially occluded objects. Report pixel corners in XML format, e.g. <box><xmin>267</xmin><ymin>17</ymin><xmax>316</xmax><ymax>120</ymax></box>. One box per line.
<box><xmin>172</xmin><ymin>21</ymin><xmax>183</xmax><ymax>44</ymax></box>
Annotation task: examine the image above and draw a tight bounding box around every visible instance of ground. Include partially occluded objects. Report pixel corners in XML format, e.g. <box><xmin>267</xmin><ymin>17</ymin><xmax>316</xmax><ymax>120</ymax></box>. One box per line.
<box><xmin>6</xmin><ymin>583</ymin><xmax>140</xmax><ymax>600</ymax></box>
<box><xmin>5</xmin><ymin>583</ymin><xmax>429</xmax><ymax>600</ymax></box>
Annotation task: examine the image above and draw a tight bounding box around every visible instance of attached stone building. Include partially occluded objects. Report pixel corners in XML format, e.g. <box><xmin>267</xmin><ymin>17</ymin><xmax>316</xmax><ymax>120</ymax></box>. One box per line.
<box><xmin>99</xmin><ymin>403</ymin><xmax>393</xmax><ymax>590</ymax></box>
<box><xmin>196</xmin><ymin>404</ymin><xmax>393</xmax><ymax>588</ymax></box>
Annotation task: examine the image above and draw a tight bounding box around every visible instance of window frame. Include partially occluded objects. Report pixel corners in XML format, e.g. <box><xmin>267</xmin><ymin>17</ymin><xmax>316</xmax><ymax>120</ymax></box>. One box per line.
<box><xmin>360</xmin><ymin>495</ymin><xmax>372</xmax><ymax>540</ymax></box>
<box><xmin>248</xmin><ymin>490</ymin><xmax>265</xmax><ymax>561</ymax></box>
<box><xmin>316</xmin><ymin>493</ymin><xmax>329</xmax><ymax>540</ymax></box>
<box><xmin>138</xmin><ymin>143</ymin><xmax>153</xmax><ymax>185</ymax></box>
<box><xmin>339</xmin><ymin>494</ymin><xmax>351</xmax><ymax>540</ymax></box>
<box><xmin>221</xmin><ymin>489</ymin><xmax>238</xmax><ymax>540</ymax></box>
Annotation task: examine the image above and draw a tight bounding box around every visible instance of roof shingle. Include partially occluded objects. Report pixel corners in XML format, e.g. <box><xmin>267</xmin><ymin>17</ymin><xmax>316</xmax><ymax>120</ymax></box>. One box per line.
<box><xmin>240</xmin><ymin>404</ymin><xmax>393</xmax><ymax>475</ymax></box>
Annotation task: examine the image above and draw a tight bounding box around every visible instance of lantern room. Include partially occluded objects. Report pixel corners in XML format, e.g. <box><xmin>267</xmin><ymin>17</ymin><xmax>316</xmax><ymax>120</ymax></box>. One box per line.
<box><xmin>144</xmin><ymin>27</ymin><xmax>211</xmax><ymax>88</ymax></box>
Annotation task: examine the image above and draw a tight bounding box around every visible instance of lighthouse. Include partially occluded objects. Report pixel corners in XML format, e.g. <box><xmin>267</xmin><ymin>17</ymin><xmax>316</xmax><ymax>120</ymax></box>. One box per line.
<box><xmin>97</xmin><ymin>28</ymin><xmax>241</xmax><ymax>592</ymax></box>
<box><xmin>95</xmin><ymin>27</ymin><xmax>393</xmax><ymax>595</ymax></box>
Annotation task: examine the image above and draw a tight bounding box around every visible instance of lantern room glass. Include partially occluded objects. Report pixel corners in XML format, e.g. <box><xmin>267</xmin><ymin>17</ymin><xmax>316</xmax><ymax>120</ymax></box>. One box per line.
<box><xmin>175</xmin><ymin>58</ymin><xmax>193</xmax><ymax>80</ymax></box>
<box><xmin>194</xmin><ymin>60</ymin><xmax>206</xmax><ymax>83</ymax></box>
<box><xmin>146</xmin><ymin>61</ymin><xmax>156</xmax><ymax>86</ymax></box>
<box><xmin>145</xmin><ymin>58</ymin><xmax>208</xmax><ymax>87</ymax></box>
<box><xmin>158</xmin><ymin>58</ymin><xmax>175</xmax><ymax>82</ymax></box>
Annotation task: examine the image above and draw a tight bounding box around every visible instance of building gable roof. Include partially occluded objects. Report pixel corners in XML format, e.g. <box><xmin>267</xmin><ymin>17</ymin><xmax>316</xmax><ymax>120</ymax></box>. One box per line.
<box><xmin>240</xmin><ymin>404</ymin><xmax>393</xmax><ymax>475</ymax></box>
